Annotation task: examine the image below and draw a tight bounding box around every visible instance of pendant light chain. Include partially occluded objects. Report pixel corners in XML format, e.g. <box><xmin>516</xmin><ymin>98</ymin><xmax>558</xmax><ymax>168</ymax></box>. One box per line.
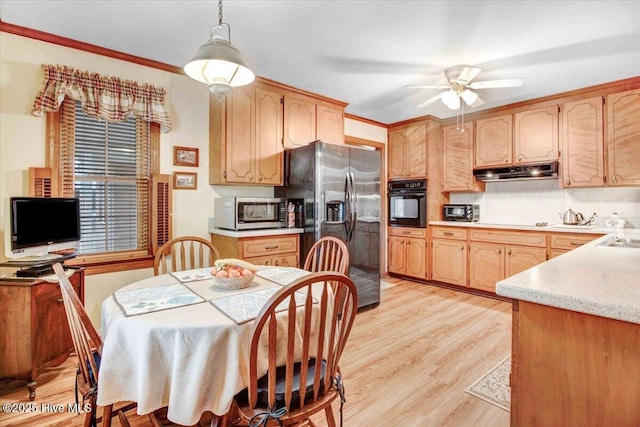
<box><xmin>218</xmin><ymin>0</ymin><xmax>223</xmax><ymax>25</ymax></box>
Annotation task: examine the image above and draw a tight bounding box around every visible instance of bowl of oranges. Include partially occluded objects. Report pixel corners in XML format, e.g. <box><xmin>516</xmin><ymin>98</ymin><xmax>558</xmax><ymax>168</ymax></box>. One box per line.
<box><xmin>210</xmin><ymin>258</ymin><xmax>257</xmax><ymax>290</ymax></box>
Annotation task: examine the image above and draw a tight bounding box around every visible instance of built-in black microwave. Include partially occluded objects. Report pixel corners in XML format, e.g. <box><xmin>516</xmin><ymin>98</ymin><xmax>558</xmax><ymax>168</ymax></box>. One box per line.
<box><xmin>443</xmin><ymin>204</ymin><xmax>480</xmax><ymax>222</ymax></box>
<box><xmin>388</xmin><ymin>180</ymin><xmax>427</xmax><ymax>228</ymax></box>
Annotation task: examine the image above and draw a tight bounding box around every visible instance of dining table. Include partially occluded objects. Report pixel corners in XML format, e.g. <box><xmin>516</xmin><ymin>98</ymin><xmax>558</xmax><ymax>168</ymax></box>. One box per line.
<box><xmin>97</xmin><ymin>266</ymin><xmax>311</xmax><ymax>426</ymax></box>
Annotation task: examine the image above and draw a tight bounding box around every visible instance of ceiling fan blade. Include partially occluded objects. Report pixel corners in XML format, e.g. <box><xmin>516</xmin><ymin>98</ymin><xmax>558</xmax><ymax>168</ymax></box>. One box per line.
<box><xmin>405</xmin><ymin>84</ymin><xmax>450</xmax><ymax>89</ymax></box>
<box><xmin>457</xmin><ymin>66</ymin><xmax>482</xmax><ymax>83</ymax></box>
<box><xmin>416</xmin><ymin>93</ymin><xmax>443</xmax><ymax>108</ymax></box>
<box><xmin>471</xmin><ymin>96</ymin><xmax>485</xmax><ymax>107</ymax></box>
<box><xmin>469</xmin><ymin>78</ymin><xmax>524</xmax><ymax>89</ymax></box>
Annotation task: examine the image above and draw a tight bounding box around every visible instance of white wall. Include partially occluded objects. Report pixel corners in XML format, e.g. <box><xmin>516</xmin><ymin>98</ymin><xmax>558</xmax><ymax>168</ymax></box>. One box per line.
<box><xmin>450</xmin><ymin>180</ymin><xmax>640</xmax><ymax>228</ymax></box>
<box><xmin>0</xmin><ymin>32</ymin><xmax>387</xmax><ymax>325</ymax></box>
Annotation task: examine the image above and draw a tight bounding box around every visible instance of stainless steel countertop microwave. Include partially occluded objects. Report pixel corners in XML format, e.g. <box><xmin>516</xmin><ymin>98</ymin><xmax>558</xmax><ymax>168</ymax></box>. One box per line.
<box><xmin>214</xmin><ymin>197</ymin><xmax>286</xmax><ymax>230</ymax></box>
<box><xmin>443</xmin><ymin>204</ymin><xmax>480</xmax><ymax>222</ymax></box>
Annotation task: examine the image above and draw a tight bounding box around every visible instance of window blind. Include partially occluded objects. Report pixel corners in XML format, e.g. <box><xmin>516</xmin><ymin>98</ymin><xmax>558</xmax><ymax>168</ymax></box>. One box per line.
<box><xmin>73</xmin><ymin>102</ymin><xmax>150</xmax><ymax>254</ymax></box>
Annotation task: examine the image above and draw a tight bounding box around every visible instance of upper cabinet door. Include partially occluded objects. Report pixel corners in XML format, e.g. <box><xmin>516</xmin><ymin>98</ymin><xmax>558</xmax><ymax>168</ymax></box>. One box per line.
<box><xmin>225</xmin><ymin>86</ymin><xmax>255</xmax><ymax>183</ymax></box>
<box><xmin>475</xmin><ymin>114</ymin><xmax>513</xmax><ymax>168</ymax></box>
<box><xmin>561</xmin><ymin>96</ymin><xmax>604</xmax><ymax>188</ymax></box>
<box><xmin>406</xmin><ymin>123</ymin><xmax>427</xmax><ymax>178</ymax></box>
<box><xmin>388</xmin><ymin>128</ymin><xmax>407</xmax><ymax>179</ymax></box>
<box><xmin>317</xmin><ymin>104</ymin><xmax>344</xmax><ymax>145</ymax></box>
<box><xmin>255</xmin><ymin>87</ymin><xmax>284</xmax><ymax>185</ymax></box>
<box><xmin>283</xmin><ymin>95</ymin><xmax>316</xmax><ymax>149</ymax></box>
<box><xmin>607</xmin><ymin>88</ymin><xmax>640</xmax><ymax>186</ymax></box>
<box><xmin>514</xmin><ymin>105</ymin><xmax>559</xmax><ymax>164</ymax></box>
<box><xmin>442</xmin><ymin>123</ymin><xmax>483</xmax><ymax>192</ymax></box>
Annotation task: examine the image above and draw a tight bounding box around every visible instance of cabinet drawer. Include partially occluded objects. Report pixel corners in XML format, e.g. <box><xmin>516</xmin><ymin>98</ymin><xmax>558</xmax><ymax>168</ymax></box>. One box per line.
<box><xmin>431</xmin><ymin>227</ymin><xmax>467</xmax><ymax>240</ymax></box>
<box><xmin>469</xmin><ymin>229</ymin><xmax>546</xmax><ymax>247</ymax></box>
<box><xmin>241</xmin><ymin>235</ymin><xmax>298</xmax><ymax>257</ymax></box>
<box><xmin>389</xmin><ymin>227</ymin><xmax>426</xmax><ymax>238</ymax></box>
<box><xmin>247</xmin><ymin>254</ymin><xmax>299</xmax><ymax>268</ymax></box>
<box><xmin>549</xmin><ymin>233</ymin><xmax>601</xmax><ymax>250</ymax></box>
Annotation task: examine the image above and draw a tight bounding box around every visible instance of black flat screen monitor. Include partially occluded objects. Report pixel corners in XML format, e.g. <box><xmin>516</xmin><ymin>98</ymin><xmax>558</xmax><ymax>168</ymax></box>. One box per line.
<box><xmin>9</xmin><ymin>197</ymin><xmax>81</xmax><ymax>258</ymax></box>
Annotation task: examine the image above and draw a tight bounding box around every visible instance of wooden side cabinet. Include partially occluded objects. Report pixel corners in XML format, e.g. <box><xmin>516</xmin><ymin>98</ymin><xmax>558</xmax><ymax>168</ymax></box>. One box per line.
<box><xmin>430</xmin><ymin>226</ymin><xmax>468</xmax><ymax>287</ymax></box>
<box><xmin>211</xmin><ymin>233</ymin><xmax>300</xmax><ymax>268</ymax></box>
<box><xmin>0</xmin><ymin>268</ymin><xmax>85</xmax><ymax>400</ymax></box>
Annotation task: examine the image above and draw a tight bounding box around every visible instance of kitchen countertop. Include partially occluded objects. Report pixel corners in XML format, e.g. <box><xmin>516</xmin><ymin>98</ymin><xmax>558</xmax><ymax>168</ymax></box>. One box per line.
<box><xmin>429</xmin><ymin>220</ymin><xmax>614</xmax><ymax>234</ymax></box>
<box><xmin>209</xmin><ymin>227</ymin><xmax>304</xmax><ymax>238</ymax></box>
<box><xmin>495</xmin><ymin>229</ymin><xmax>640</xmax><ymax>324</ymax></box>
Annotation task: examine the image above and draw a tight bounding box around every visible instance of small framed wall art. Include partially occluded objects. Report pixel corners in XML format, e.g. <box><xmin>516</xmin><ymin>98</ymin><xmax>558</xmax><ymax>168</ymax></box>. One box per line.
<box><xmin>173</xmin><ymin>172</ymin><xmax>197</xmax><ymax>190</ymax></box>
<box><xmin>173</xmin><ymin>146</ymin><xmax>199</xmax><ymax>167</ymax></box>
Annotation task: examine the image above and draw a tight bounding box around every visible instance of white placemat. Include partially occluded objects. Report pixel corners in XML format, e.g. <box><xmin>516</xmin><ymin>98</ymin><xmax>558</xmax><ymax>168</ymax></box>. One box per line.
<box><xmin>256</xmin><ymin>267</ymin><xmax>310</xmax><ymax>286</ymax></box>
<box><xmin>170</xmin><ymin>268</ymin><xmax>213</xmax><ymax>283</ymax></box>
<box><xmin>210</xmin><ymin>287</ymin><xmax>309</xmax><ymax>324</ymax></box>
<box><xmin>114</xmin><ymin>282</ymin><xmax>205</xmax><ymax>316</ymax></box>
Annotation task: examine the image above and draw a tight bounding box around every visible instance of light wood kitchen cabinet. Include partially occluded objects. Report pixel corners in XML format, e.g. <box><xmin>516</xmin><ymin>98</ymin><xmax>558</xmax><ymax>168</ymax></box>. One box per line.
<box><xmin>474</xmin><ymin>114</ymin><xmax>513</xmax><ymax>168</ymax></box>
<box><xmin>0</xmin><ymin>269</ymin><xmax>84</xmax><ymax>400</ymax></box>
<box><xmin>211</xmin><ymin>233</ymin><xmax>300</xmax><ymax>267</ymax></box>
<box><xmin>283</xmin><ymin>94</ymin><xmax>317</xmax><ymax>149</ymax></box>
<box><xmin>442</xmin><ymin>123</ymin><xmax>484</xmax><ymax>192</ymax></box>
<box><xmin>388</xmin><ymin>122</ymin><xmax>427</xmax><ymax>179</ymax></box>
<box><xmin>514</xmin><ymin>105</ymin><xmax>559</xmax><ymax>164</ymax></box>
<box><xmin>607</xmin><ymin>88</ymin><xmax>640</xmax><ymax>186</ymax></box>
<box><xmin>511</xmin><ymin>300</ymin><xmax>640</xmax><ymax>426</ymax></box>
<box><xmin>468</xmin><ymin>229</ymin><xmax>546</xmax><ymax>293</ymax></box>
<box><xmin>316</xmin><ymin>104</ymin><xmax>344</xmax><ymax>145</ymax></box>
<box><xmin>560</xmin><ymin>96</ymin><xmax>604</xmax><ymax>188</ymax></box>
<box><xmin>548</xmin><ymin>232</ymin><xmax>602</xmax><ymax>258</ymax></box>
<box><xmin>431</xmin><ymin>226</ymin><xmax>467</xmax><ymax>287</ymax></box>
<box><xmin>210</xmin><ymin>84</ymin><xmax>283</xmax><ymax>185</ymax></box>
<box><xmin>388</xmin><ymin>227</ymin><xmax>427</xmax><ymax>279</ymax></box>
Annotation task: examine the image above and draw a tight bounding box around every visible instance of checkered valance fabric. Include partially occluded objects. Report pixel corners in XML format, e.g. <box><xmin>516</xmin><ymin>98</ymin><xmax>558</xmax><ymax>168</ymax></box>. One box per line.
<box><xmin>31</xmin><ymin>64</ymin><xmax>172</xmax><ymax>132</ymax></box>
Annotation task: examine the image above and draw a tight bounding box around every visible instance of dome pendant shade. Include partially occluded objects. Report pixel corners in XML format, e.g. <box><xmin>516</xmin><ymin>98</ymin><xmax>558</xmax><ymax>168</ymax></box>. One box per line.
<box><xmin>184</xmin><ymin>37</ymin><xmax>255</xmax><ymax>100</ymax></box>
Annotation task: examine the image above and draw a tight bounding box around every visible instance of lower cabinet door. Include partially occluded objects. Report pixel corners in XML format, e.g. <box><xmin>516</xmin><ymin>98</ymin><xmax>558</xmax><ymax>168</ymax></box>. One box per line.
<box><xmin>431</xmin><ymin>239</ymin><xmax>467</xmax><ymax>287</ymax></box>
<box><xmin>388</xmin><ymin>236</ymin><xmax>406</xmax><ymax>274</ymax></box>
<box><xmin>506</xmin><ymin>245</ymin><xmax>547</xmax><ymax>277</ymax></box>
<box><xmin>406</xmin><ymin>238</ymin><xmax>426</xmax><ymax>278</ymax></box>
<box><xmin>469</xmin><ymin>242</ymin><xmax>504</xmax><ymax>293</ymax></box>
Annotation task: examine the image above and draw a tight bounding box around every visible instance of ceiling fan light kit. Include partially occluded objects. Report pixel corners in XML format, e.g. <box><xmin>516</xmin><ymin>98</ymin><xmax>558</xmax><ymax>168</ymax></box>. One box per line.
<box><xmin>184</xmin><ymin>0</ymin><xmax>255</xmax><ymax>101</ymax></box>
<box><xmin>408</xmin><ymin>64</ymin><xmax>524</xmax><ymax>111</ymax></box>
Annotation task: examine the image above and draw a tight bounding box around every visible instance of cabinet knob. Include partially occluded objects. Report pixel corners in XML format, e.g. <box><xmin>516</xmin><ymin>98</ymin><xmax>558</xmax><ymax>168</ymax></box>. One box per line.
<box><xmin>498</xmin><ymin>248</ymin><xmax>502</xmax><ymax>254</ymax></box>
<box><xmin>248</xmin><ymin>173</ymin><xmax>254</xmax><ymax>181</ymax></box>
<box><xmin>566</xmin><ymin>180</ymin><xmax>571</xmax><ymax>186</ymax></box>
<box><xmin>258</xmin><ymin>173</ymin><xmax>263</xmax><ymax>182</ymax></box>
<box><xmin>504</xmin><ymin>155</ymin><xmax>509</xmax><ymax>162</ymax></box>
<box><xmin>518</xmin><ymin>155</ymin><xmax>522</xmax><ymax>161</ymax></box>
<box><xmin>507</xmin><ymin>249</ymin><xmax>512</xmax><ymax>255</ymax></box>
<box><xmin>460</xmin><ymin>245</ymin><xmax>465</xmax><ymax>250</ymax></box>
<box><xmin>612</xmin><ymin>176</ymin><xmax>618</xmax><ymax>184</ymax></box>
<box><xmin>467</xmin><ymin>183</ymin><xmax>471</xmax><ymax>189</ymax></box>
<box><xmin>274</xmin><ymin>260</ymin><xmax>280</xmax><ymax>266</ymax></box>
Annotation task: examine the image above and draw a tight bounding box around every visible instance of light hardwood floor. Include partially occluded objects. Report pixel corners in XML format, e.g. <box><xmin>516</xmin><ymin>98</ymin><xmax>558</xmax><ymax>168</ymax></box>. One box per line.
<box><xmin>0</xmin><ymin>278</ymin><xmax>511</xmax><ymax>427</ymax></box>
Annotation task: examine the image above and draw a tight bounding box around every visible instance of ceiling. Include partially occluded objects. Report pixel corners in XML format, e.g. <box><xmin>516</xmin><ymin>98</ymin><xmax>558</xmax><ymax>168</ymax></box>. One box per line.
<box><xmin>1</xmin><ymin>1</ymin><xmax>639</xmax><ymax>125</ymax></box>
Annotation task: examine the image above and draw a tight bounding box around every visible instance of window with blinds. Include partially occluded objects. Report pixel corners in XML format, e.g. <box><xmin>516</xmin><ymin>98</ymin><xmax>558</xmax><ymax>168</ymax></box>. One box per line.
<box><xmin>72</xmin><ymin>102</ymin><xmax>150</xmax><ymax>254</ymax></box>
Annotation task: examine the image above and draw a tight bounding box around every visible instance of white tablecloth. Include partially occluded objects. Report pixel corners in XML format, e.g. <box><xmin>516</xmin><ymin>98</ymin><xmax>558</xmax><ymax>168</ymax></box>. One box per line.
<box><xmin>97</xmin><ymin>268</ymin><xmax>310</xmax><ymax>425</ymax></box>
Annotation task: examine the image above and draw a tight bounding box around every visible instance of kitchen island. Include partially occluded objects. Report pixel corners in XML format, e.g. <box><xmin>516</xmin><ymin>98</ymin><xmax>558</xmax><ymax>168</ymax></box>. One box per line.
<box><xmin>496</xmin><ymin>229</ymin><xmax>640</xmax><ymax>426</ymax></box>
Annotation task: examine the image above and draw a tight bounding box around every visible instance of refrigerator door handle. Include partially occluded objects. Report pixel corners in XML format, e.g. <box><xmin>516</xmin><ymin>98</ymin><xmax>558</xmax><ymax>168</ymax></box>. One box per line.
<box><xmin>344</xmin><ymin>173</ymin><xmax>352</xmax><ymax>239</ymax></box>
<box><xmin>348</xmin><ymin>172</ymin><xmax>357</xmax><ymax>242</ymax></box>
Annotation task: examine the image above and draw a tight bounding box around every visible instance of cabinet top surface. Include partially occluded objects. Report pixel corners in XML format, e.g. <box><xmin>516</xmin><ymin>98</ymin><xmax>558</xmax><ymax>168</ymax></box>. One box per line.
<box><xmin>209</xmin><ymin>227</ymin><xmax>304</xmax><ymax>238</ymax></box>
<box><xmin>429</xmin><ymin>220</ymin><xmax>610</xmax><ymax>235</ymax></box>
<box><xmin>496</xmin><ymin>228</ymin><xmax>640</xmax><ymax>324</ymax></box>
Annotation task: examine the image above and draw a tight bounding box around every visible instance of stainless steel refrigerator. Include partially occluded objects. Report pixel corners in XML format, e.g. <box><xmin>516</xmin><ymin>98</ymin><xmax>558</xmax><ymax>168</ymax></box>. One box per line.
<box><xmin>276</xmin><ymin>141</ymin><xmax>381</xmax><ymax>310</ymax></box>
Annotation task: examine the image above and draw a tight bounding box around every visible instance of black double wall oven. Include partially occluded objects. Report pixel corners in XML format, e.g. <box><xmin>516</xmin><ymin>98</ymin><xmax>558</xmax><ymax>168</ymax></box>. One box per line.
<box><xmin>388</xmin><ymin>179</ymin><xmax>427</xmax><ymax>228</ymax></box>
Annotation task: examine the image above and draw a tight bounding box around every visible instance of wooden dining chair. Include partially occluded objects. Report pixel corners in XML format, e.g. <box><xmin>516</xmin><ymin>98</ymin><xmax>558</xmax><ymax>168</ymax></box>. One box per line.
<box><xmin>153</xmin><ymin>236</ymin><xmax>221</xmax><ymax>275</ymax></box>
<box><xmin>303</xmin><ymin>236</ymin><xmax>350</xmax><ymax>275</ymax></box>
<box><xmin>53</xmin><ymin>263</ymin><xmax>136</xmax><ymax>427</ymax></box>
<box><xmin>225</xmin><ymin>272</ymin><xmax>358</xmax><ymax>427</ymax></box>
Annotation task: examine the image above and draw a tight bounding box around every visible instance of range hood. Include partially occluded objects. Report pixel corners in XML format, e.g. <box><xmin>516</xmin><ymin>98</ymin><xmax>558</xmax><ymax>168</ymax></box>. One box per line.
<box><xmin>473</xmin><ymin>161</ymin><xmax>559</xmax><ymax>182</ymax></box>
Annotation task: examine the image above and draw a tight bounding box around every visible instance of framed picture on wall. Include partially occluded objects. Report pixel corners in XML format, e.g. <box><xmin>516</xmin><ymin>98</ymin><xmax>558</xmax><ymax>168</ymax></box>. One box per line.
<box><xmin>173</xmin><ymin>172</ymin><xmax>197</xmax><ymax>190</ymax></box>
<box><xmin>173</xmin><ymin>146</ymin><xmax>199</xmax><ymax>167</ymax></box>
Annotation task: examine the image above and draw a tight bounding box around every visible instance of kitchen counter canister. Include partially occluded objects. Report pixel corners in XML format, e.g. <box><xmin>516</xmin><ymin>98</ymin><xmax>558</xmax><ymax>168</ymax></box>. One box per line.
<box><xmin>495</xmin><ymin>229</ymin><xmax>640</xmax><ymax>324</ymax></box>
<box><xmin>209</xmin><ymin>227</ymin><xmax>304</xmax><ymax>238</ymax></box>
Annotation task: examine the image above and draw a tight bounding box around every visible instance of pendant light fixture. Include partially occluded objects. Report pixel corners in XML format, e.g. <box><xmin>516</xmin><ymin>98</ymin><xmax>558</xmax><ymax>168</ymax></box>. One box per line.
<box><xmin>184</xmin><ymin>0</ymin><xmax>255</xmax><ymax>101</ymax></box>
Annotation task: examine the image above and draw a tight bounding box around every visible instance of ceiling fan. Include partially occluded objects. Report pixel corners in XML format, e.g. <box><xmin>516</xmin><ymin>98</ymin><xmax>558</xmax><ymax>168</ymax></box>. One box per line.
<box><xmin>407</xmin><ymin>65</ymin><xmax>524</xmax><ymax>110</ymax></box>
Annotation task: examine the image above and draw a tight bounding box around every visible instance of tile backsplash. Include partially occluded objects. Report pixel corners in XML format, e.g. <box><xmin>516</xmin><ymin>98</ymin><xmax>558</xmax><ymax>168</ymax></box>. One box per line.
<box><xmin>450</xmin><ymin>179</ymin><xmax>640</xmax><ymax>228</ymax></box>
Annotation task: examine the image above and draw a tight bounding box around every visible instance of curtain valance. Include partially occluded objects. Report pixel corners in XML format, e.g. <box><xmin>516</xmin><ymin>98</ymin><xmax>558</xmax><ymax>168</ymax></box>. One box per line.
<box><xmin>31</xmin><ymin>64</ymin><xmax>172</xmax><ymax>132</ymax></box>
